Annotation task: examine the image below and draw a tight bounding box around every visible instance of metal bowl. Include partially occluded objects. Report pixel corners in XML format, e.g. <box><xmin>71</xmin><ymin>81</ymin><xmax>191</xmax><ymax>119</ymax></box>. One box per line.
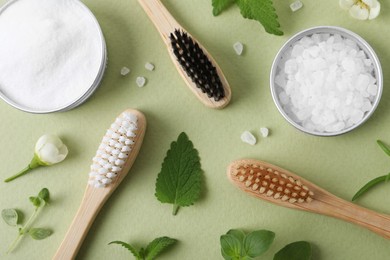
<box><xmin>0</xmin><ymin>0</ymin><xmax>107</xmax><ymax>114</ymax></box>
<box><xmin>270</xmin><ymin>26</ymin><xmax>383</xmax><ymax>136</ymax></box>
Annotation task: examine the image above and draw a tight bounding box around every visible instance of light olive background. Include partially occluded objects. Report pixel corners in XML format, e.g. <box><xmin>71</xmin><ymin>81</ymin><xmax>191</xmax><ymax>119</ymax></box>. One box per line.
<box><xmin>0</xmin><ymin>0</ymin><xmax>390</xmax><ymax>259</ymax></box>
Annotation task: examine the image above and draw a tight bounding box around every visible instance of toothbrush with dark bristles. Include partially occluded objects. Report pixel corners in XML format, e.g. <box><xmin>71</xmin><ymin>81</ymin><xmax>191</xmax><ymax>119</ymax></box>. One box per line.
<box><xmin>138</xmin><ymin>0</ymin><xmax>231</xmax><ymax>109</ymax></box>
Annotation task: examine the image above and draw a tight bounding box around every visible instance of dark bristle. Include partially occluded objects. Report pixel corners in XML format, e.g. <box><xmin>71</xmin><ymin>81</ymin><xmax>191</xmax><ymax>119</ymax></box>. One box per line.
<box><xmin>170</xmin><ymin>29</ymin><xmax>225</xmax><ymax>101</ymax></box>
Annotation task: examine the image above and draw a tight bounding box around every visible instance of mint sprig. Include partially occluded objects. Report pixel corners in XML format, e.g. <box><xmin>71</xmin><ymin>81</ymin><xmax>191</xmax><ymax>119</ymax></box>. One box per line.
<box><xmin>2</xmin><ymin>188</ymin><xmax>52</xmax><ymax>253</ymax></box>
<box><xmin>212</xmin><ymin>0</ymin><xmax>283</xmax><ymax>36</ymax></box>
<box><xmin>155</xmin><ymin>132</ymin><xmax>202</xmax><ymax>215</ymax></box>
<box><xmin>109</xmin><ymin>236</ymin><xmax>177</xmax><ymax>260</ymax></box>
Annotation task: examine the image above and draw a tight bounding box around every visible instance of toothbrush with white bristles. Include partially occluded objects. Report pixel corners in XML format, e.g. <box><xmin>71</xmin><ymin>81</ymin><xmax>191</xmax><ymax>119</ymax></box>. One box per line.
<box><xmin>53</xmin><ymin>109</ymin><xmax>146</xmax><ymax>260</ymax></box>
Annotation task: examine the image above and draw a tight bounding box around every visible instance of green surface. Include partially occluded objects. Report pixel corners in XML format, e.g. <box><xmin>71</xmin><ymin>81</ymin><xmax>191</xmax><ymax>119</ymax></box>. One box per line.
<box><xmin>0</xmin><ymin>0</ymin><xmax>390</xmax><ymax>259</ymax></box>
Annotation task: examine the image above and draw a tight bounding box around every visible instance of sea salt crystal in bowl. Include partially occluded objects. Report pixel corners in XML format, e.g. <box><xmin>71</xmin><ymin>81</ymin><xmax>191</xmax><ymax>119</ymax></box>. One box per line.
<box><xmin>270</xmin><ymin>26</ymin><xmax>383</xmax><ymax>136</ymax></box>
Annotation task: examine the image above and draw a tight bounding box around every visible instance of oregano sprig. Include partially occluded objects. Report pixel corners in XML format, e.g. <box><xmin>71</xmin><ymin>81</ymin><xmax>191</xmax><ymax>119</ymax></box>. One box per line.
<box><xmin>352</xmin><ymin>140</ymin><xmax>390</xmax><ymax>201</ymax></box>
<box><xmin>109</xmin><ymin>236</ymin><xmax>177</xmax><ymax>260</ymax></box>
<box><xmin>2</xmin><ymin>188</ymin><xmax>52</xmax><ymax>253</ymax></box>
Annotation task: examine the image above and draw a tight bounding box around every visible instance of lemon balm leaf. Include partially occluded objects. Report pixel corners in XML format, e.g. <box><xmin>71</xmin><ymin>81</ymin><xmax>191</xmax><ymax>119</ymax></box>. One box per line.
<box><xmin>155</xmin><ymin>132</ymin><xmax>202</xmax><ymax>215</ymax></box>
<box><xmin>109</xmin><ymin>241</ymin><xmax>141</xmax><ymax>259</ymax></box>
<box><xmin>236</xmin><ymin>0</ymin><xmax>283</xmax><ymax>36</ymax></box>
<box><xmin>273</xmin><ymin>241</ymin><xmax>312</xmax><ymax>260</ymax></box>
<box><xmin>2</xmin><ymin>209</ymin><xmax>19</xmax><ymax>226</ymax></box>
<box><xmin>145</xmin><ymin>236</ymin><xmax>177</xmax><ymax>260</ymax></box>
<box><xmin>212</xmin><ymin>0</ymin><xmax>235</xmax><ymax>16</ymax></box>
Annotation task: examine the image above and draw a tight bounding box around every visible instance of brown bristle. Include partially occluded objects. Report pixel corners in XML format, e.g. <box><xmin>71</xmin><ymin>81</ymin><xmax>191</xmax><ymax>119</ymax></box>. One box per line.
<box><xmin>169</xmin><ymin>29</ymin><xmax>225</xmax><ymax>101</ymax></box>
<box><xmin>233</xmin><ymin>164</ymin><xmax>314</xmax><ymax>204</ymax></box>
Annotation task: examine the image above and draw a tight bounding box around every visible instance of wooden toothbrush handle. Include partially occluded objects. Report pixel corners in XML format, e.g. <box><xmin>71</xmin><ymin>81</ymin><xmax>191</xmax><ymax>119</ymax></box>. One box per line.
<box><xmin>313</xmin><ymin>193</ymin><xmax>390</xmax><ymax>239</ymax></box>
<box><xmin>137</xmin><ymin>0</ymin><xmax>182</xmax><ymax>42</ymax></box>
<box><xmin>53</xmin><ymin>187</ymin><xmax>109</xmax><ymax>260</ymax></box>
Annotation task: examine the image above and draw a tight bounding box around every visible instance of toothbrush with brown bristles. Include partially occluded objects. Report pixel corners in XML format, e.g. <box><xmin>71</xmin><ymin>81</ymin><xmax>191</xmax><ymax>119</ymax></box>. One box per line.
<box><xmin>138</xmin><ymin>0</ymin><xmax>231</xmax><ymax>109</ymax></box>
<box><xmin>53</xmin><ymin>109</ymin><xmax>146</xmax><ymax>260</ymax></box>
<box><xmin>227</xmin><ymin>159</ymin><xmax>390</xmax><ymax>240</ymax></box>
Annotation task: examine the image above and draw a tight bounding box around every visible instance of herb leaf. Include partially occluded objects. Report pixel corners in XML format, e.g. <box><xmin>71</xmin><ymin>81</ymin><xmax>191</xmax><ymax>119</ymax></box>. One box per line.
<box><xmin>352</xmin><ymin>174</ymin><xmax>390</xmax><ymax>201</ymax></box>
<box><xmin>2</xmin><ymin>209</ymin><xmax>19</xmax><ymax>226</ymax></box>
<box><xmin>227</xmin><ymin>229</ymin><xmax>246</xmax><ymax>244</ymax></box>
<box><xmin>145</xmin><ymin>236</ymin><xmax>177</xmax><ymax>260</ymax></box>
<box><xmin>155</xmin><ymin>132</ymin><xmax>202</xmax><ymax>215</ymax></box>
<box><xmin>29</xmin><ymin>196</ymin><xmax>42</xmax><ymax>208</ymax></box>
<box><xmin>38</xmin><ymin>188</ymin><xmax>50</xmax><ymax>203</ymax></box>
<box><xmin>377</xmin><ymin>140</ymin><xmax>390</xmax><ymax>157</ymax></box>
<box><xmin>212</xmin><ymin>0</ymin><xmax>235</xmax><ymax>16</ymax></box>
<box><xmin>236</xmin><ymin>0</ymin><xmax>283</xmax><ymax>36</ymax></box>
<box><xmin>243</xmin><ymin>230</ymin><xmax>275</xmax><ymax>257</ymax></box>
<box><xmin>28</xmin><ymin>228</ymin><xmax>52</xmax><ymax>240</ymax></box>
<box><xmin>220</xmin><ymin>234</ymin><xmax>242</xmax><ymax>259</ymax></box>
<box><xmin>109</xmin><ymin>241</ymin><xmax>141</xmax><ymax>259</ymax></box>
<box><xmin>273</xmin><ymin>241</ymin><xmax>312</xmax><ymax>260</ymax></box>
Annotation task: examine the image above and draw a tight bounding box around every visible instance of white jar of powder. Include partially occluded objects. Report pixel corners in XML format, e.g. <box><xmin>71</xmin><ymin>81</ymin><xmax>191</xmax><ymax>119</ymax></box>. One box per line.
<box><xmin>0</xmin><ymin>0</ymin><xmax>107</xmax><ymax>113</ymax></box>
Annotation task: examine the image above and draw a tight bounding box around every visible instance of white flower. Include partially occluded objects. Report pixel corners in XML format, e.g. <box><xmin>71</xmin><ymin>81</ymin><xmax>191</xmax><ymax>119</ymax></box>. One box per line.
<box><xmin>339</xmin><ymin>0</ymin><xmax>381</xmax><ymax>20</ymax></box>
<box><xmin>5</xmin><ymin>134</ymin><xmax>69</xmax><ymax>182</ymax></box>
<box><xmin>35</xmin><ymin>134</ymin><xmax>68</xmax><ymax>165</ymax></box>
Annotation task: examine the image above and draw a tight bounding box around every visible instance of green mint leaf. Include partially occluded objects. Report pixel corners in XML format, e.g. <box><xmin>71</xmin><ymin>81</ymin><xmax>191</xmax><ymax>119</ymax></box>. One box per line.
<box><xmin>29</xmin><ymin>196</ymin><xmax>41</xmax><ymax>208</ymax></box>
<box><xmin>243</xmin><ymin>230</ymin><xmax>275</xmax><ymax>257</ymax></box>
<box><xmin>38</xmin><ymin>188</ymin><xmax>50</xmax><ymax>204</ymax></box>
<box><xmin>227</xmin><ymin>229</ymin><xmax>246</xmax><ymax>244</ymax></box>
<box><xmin>377</xmin><ymin>140</ymin><xmax>390</xmax><ymax>157</ymax></box>
<box><xmin>236</xmin><ymin>0</ymin><xmax>283</xmax><ymax>36</ymax></box>
<box><xmin>212</xmin><ymin>0</ymin><xmax>235</xmax><ymax>16</ymax></box>
<box><xmin>155</xmin><ymin>132</ymin><xmax>202</xmax><ymax>215</ymax></box>
<box><xmin>273</xmin><ymin>241</ymin><xmax>312</xmax><ymax>260</ymax></box>
<box><xmin>352</xmin><ymin>174</ymin><xmax>389</xmax><ymax>201</ymax></box>
<box><xmin>2</xmin><ymin>208</ymin><xmax>19</xmax><ymax>226</ymax></box>
<box><xmin>28</xmin><ymin>228</ymin><xmax>52</xmax><ymax>240</ymax></box>
<box><xmin>145</xmin><ymin>236</ymin><xmax>178</xmax><ymax>260</ymax></box>
<box><xmin>220</xmin><ymin>234</ymin><xmax>242</xmax><ymax>259</ymax></box>
<box><xmin>109</xmin><ymin>241</ymin><xmax>141</xmax><ymax>259</ymax></box>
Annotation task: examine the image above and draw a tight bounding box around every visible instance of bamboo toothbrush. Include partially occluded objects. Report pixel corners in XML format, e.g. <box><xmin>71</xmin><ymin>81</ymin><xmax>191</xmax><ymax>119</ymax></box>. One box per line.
<box><xmin>53</xmin><ymin>109</ymin><xmax>146</xmax><ymax>260</ymax></box>
<box><xmin>138</xmin><ymin>0</ymin><xmax>231</xmax><ymax>109</ymax></box>
<box><xmin>227</xmin><ymin>159</ymin><xmax>390</xmax><ymax>240</ymax></box>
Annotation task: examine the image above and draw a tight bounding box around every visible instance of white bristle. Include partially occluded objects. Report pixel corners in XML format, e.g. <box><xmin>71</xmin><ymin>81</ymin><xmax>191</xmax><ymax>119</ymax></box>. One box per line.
<box><xmin>89</xmin><ymin>112</ymin><xmax>139</xmax><ymax>188</ymax></box>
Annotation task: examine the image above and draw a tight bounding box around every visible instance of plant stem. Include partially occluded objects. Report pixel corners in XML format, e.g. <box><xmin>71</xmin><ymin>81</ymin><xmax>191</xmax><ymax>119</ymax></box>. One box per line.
<box><xmin>172</xmin><ymin>204</ymin><xmax>179</xmax><ymax>215</ymax></box>
<box><xmin>6</xmin><ymin>206</ymin><xmax>43</xmax><ymax>253</ymax></box>
<box><xmin>4</xmin><ymin>166</ymin><xmax>32</xmax><ymax>182</ymax></box>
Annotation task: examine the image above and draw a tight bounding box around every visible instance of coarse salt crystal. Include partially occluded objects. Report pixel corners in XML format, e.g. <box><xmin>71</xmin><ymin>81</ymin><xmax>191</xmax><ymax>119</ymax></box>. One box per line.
<box><xmin>260</xmin><ymin>127</ymin><xmax>269</xmax><ymax>138</ymax></box>
<box><xmin>290</xmin><ymin>1</ymin><xmax>303</xmax><ymax>12</ymax></box>
<box><xmin>145</xmin><ymin>62</ymin><xmax>155</xmax><ymax>71</ymax></box>
<box><xmin>121</xmin><ymin>67</ymin><xmax>130</xmax><ymax>76</ymax></box>
<box><xmin>136</xmin><ymin>76</ymin><xmax>146</xmax><ymax>87</ymax></box>
<box><xmin>233</xmin><ymin>42</ymin><xmax>244</xmax><ymax>55</ymax></box>
<box><xmin>241</xmin><ymin>131</ymin><xmax>256</xmax><ymax>145</ymax></box>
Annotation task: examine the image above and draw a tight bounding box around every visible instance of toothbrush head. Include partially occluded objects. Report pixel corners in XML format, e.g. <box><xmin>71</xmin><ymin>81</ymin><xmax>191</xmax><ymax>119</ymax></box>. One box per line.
<box><xmin>88</xmin><ymin>109</ymin><xmax>146</xmax><ymax>188</ymax></box>
<box><xmin>227</xmin><ymin>160</ymin><xmax>314</xmax><ymax>204</ymax></box>
<box><xmin>170</xmin><ymin>29</ymin><xmax>225</xmax><ymax>102</ymax></box>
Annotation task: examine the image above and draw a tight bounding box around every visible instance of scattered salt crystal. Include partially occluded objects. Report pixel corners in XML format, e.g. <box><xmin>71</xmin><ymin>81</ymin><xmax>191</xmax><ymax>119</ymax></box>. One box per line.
<box><xmin>260</xmin><ymin>127</ymin><xmax>269</xmax><ymax>138</ymax></box>
<box><xmin>136</xmin><ymin>76</ymin><xmax>146</xmax><ymax>87</ymax></box>
<box><xmin>233</xmin><ymin>42</ymin><xmax>244</xmax><ymax>55</ymax></box>
<box><xmin>121</xmin><ymin>67</ymin><xmax>130</xmax><ymax>76</ymax></box>
<box><xmin>275</xmin><ymin>33</ymin><xmax>378</xmax><ymax>133</ymax></box>
<box><xmin>290</xmin><ymin>0</ymin><xmax>303</xmax><ymax>12</ymax></box>
<box><xmin>241</xmin><ymin>131</ymin><xmax>256</xmax><ymax>145</ymax></box>
<box><xmin>145</xmin><ymin>62</ymin><xmax>155</xmax><ymax>71</ymax></box>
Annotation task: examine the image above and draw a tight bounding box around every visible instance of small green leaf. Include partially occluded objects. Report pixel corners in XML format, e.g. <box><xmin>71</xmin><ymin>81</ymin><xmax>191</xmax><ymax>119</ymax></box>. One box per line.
<box><xmin>377</xmin><ymin>140</ymin><xmax>390</xmax><ymax>157</ymax></box>
<box><xmin>29</xmin><ymin>196</ymin><xmax>41</xmax><ymax>208</ymax></box>
<box><xmin>109</xmin><ymin>241</ymin><xmax>141</xmax><ymax>259</ymax></box>
<box><xmin>212</xmin><ymin>0</ymin><xmax>235</xmax><ymax>16</ymax></box>
<box><xmin>38</xmin><ymin>188</ymin><xmax>50</xmax><ymax>203</ymax></box>
<box><xmin>227</xmin><ymin>229</ymin><xmax>246</xmax><ymax>244</ymax></box>
<box><xmin>220</xmin><ymin>234</ymin><xmax>242</xmax><ymax>259</ymax></box>
<box><xmin>28</xmin><ymin>228</ymin><xmax>52</xmax><ymax>240</ymax></box>
<box><xmin>273</xmin><ymin>241</ymin><xmax>312</xmax><ymax>260</ymax></box>
<box><xmin>2</xmin><ymin>209</ymin><xmax>19</xmax><ymax>226</ymax></box>
<box><xmin>236</xmin><ymin>0</ymin><xmax>283</xmax><ymax>36</ymax></box>
<box><xmin>386</xmin><ymin>173</ymin><xmax>390</xmax><ymax>183</ymax></box>
<box><xmin>243</xmin><ymin>230</ymin><xmax>275</xmax><ymax>257</ymax></box>
<box><xmin>352</xmin><ymin>175</ymin><xmax>389</xmax><ymax>201</ymax></box>
<box><xmin>155</xmin><ymin>132</ymin><xmax>202</xmax><ymax>215</ymax></box>
<box><xmin>145</xmin><ymin>236</ymin><xmax>177</xmax><ymax>260</ymax></box>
